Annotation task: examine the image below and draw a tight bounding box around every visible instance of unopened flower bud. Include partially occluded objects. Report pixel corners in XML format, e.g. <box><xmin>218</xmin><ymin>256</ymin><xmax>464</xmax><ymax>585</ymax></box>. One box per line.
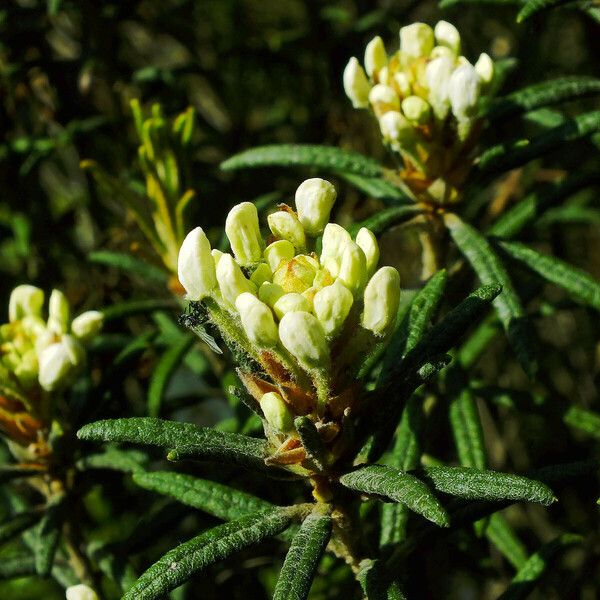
<box><xmin>313</xmin><ymin>280</ymin><xmax>354</xmax><ymax>337</ymax></box>
<box><xmin>235</xmin><ymin>293</ymin><xmax>279</xmax><ymax>348</ymax></box>
<box><xmin>320</xmin><ymin>223</ymin><xmax>351</xmax><ymax>278</ymax></box>
<box><xmin>401</xmin><ymin>95</ymin><xmax>432</xmax><ymax>124</ymax></box>
<box><xmin>279</xmin><ymin>311</ymin><xmax>329</xmax><ymax>370</ymax></box>
<box><xmin>66</xmin><ymin>584</ymin><xmax>99</xmax><ymax>600</ymax></box>
<box><xmin>259</xmin><ymin>392</ymin><xmax>294</xmax><ymax>433</ymax></box>
<box><xmin>295</xmin><ymin>178</ymin><xmax>337</xmax><ymax>236</ymax></box>
<box><xmin>434</xmin><ymin>20</ymin><xmax>461</xmax><ymax>55</ymax></box>
<box><xmin>273</xmin><ymin>255</ymin><xmax>318</xmax><ymax>293</ymax></box>
<box><xmin>267</xmin><ymin>210</ymin><xmax>306</xmax><ymax>251</ymax></box>
<box><xmin>250</xmin><ymin>263</ymin><xmax>272</xmax><ymax>287</ymax></box>
<box><xmin>355</xmin><ymin>228</ymin><xmax>380</xmax><ymax>276</ymax></box>
<box><xmin>379</xmin><ymin>111</ymin><xmax>412</xmax><ymax>145</ymax></box>
<box><xmin>273</xmin><ymin>292</ymin><xmax>312</xmax><ymax>320</ymax></box>
<box><xmin>475</xmin><ymin>52</ymin><xmax>494</xmax><ymax>85</ymax></box>
<box><xmin>212</xmin><ymin>249</ymin><xmax>224</xmax><ymax>267</ymax></box>
<box><xmin>264</xmin><ymin>240</ymin><xmax>295</xmax><ymax>272</ymax></box>
<box><xmin>400</xmin><ymin>23</ymin><xmax>434</xmax><ymax>59</ymax></box>
<box><xmin>38</xmin><ymin>338</ymin><xmax>80</xmax><ymax>391</ymax></box>
<box><xmin>8</xmin><ymin>285</ymin><xmax>44</xmax><ymax>323</ymax></box>
<box><xmin>449</xmin><ymin>63</ymin><xmax>481</xmax><ymax>121</ymax></box>
<box><xmin>426</xmin><ymin>56</ymin><xmax>455</xmax><ymax>120</ymax></box>
<box><xmin>259</xmin><ymin>282</ymin><xmax>285</xmax><ymax>308</ymax></box>
<box><xmin>343</xmin><ymin>57</ymin><xmax>371</xmax><ymax>109</ymax></box>
<box><xmin>393</xmin><ymin>72</ymin><xmax>412</xmax><ymax>97</ymax></box>
<box><xmin>225</xmin><ymin>202</ymin><xmax>263</xmax><ymax>265</ymax></box>
<box><xmin>362</xmin><ymin>266</ymin><xmax>401</xmax><ymax>337</ymax></box>
<box><xmin>365</xmin><ymin>36</ymin><xmax>387</xmax><ymax>78</ymax></box>
<box><xmin>178</xmin><ymin>227</ymin><xmax>217</xmax><ymax>300</ymax></box>
<box><xmin>48</xmin><ymin>289</ymin><xmax>70</xmax><ymax>335</ymax></box>
<box><xmin>14</xmin><ymin>349</ymin><xmax>38</xmax><ymax>387</ymax></box>
<box><xmin>368</xmin><ymin>84</ymin><xmax>400</xmax><ymax>117</ymax></box>
<box><xmin>71</xmin><ymin>311</ymin><xmax>104</xmax><ymax>341</ymax></box>
<box><xmin>216</xmin><ymin>254</ymin><xmax>256</xmax><ymax>307</ymax></box>
<box><xmin>430</xmin><ymin>45</ymin><xmax>455</xmax><ymax>60</ymax></box>
<box><xmin>338</xmin><ymin>241</ymin><xmax>367</xmax><ymax>297</ymax></box>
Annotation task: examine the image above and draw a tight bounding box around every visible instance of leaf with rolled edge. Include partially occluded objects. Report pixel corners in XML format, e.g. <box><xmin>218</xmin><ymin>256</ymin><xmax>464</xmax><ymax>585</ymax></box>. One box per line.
<box><xmin>0</xmin><ymin>554</ymin><xmax>37</xmax><ymax>579</ymax></box>
<box><xmin>536</xmin><ymin>204</ymin><xmax>600</xmax><ymax>227</ymax></box>
<box><xmin>358</xmin><ymin>559</ymin><xmax>407</xmax><ymax>600</ymax></box>
<box><xmin>148</xmin><ymin>335</ymin><xmax>195</xmax><ymax>417</ymax></box>
<box><xmin>338</xmin><ymin>172</ymin><xmax>410</xmax><ymax>203</ymax></box>
<box><xmin>102</xmin><ymin>299</ymin><xmax>179</xmax><ymax>321</ymax></box>
<box><xmin>76</xmin><ymin>447</ymin><xmax>149</xmax><ymax>473</ymax></box>
<box><xmin>487</xmin><ymin>172</ymin><xmax>600</xmax><ymax>239</ymax></box>
<box><xmin>89</xmin><ymin>250</ymin><xmax>168</xmax><ymax>283</ymax></box>
<box><xmin>517</xmin><ymin>0</ymin><xmax>577</xmax><ymax>21</ymax></box>
<box><xmin>77</xmin><ymin>418</ymin><xmax>272</xmax><ymax>473</ymax></box>
<box><xmin>496</xmin><ymin>240</ymin><xmax>600</xmax><ymax>311</ymax></box>
<box><xmin>478</xmin><ymin>111</ymin><xmax>600</xmax><ymax>173</ymax></box>
<box><xmin>339</xmin><ymin>465</ymin><xmax>449</xmax><ymax>527</ymax></box>
<box><xmin>33</xmin><ymin>496</ymin><xmax>63</xmax><ymax>576</ymax></box>
<box><xmin>497</xmin><ymin>534</ymin><xmax>582</xmax><ymax>600</ymax></box>
<box><xmin>445</xmin><ymin>213</ymin><xmax>537</xmax><ymax>377</ymax></box>
<box><xmin>0</xmin><ymin>510</ymin><xmax>42</xmax><ymax>545</ymax></box>
<box><xmin>486</xmin><ymin>513</ymin><xmax>529</xmax><ymax>570</ymax></box>
<box><xmin>221</xmin><ymin>144</ymin><xmax>384</xmax><ymax>178</ymax></box>
<box><xmin>418</xmin><ymin>466</ymin><xmax>556</xmax><ymax>505</ymax></box>
<box><xmin>487</xmin><ymin>77</ymin><xmax>600</xmax><ymax>120</ymax></box>
<box><xmin>348</xmin><ymin>205</ymin><xmax>423</xmax><ymax>237</ymax></box>
<box><xmin>122</xmin><ymin>506</ymin><xmax>296</xmax><ymax>600</ymax></box>
<box><xmin>563</xmin><ymin>406</ymin><xmax>600</xmax><ymax>440</ymax></box>
<box><xmin>273</xmin><ymin>508</ymin><xmax>332</xmax><ymax>600</ymax></box>
<box><xmin>294</xmin><ymin>417</ymin><xmax>328</xmax><ymax>473</ymax></box>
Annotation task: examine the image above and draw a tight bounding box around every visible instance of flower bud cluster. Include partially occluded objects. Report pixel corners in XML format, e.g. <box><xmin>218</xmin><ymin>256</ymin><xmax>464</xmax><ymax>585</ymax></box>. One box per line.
<box><xmin>1</xmin><ymin>285</ymin><xmax>103</xmax><ymax>394</ymax></box>
<box><xmin>344</xmin><ymin>21</ymin><xmax>496</xmax><ymax>204</ymax></box>
<box><xmin>178</xmin><ymin>179</ymin><xmax>400</xmax><ymax>441</ymax></box>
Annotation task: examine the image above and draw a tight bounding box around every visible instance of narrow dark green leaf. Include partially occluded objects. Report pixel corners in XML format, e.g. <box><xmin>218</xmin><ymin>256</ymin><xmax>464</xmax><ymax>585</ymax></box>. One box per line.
<box><xmin>34</xmin><ymin>497</ymin><xmax>63</xmax><ymax>576</ymax></box>
<box><xmin>445</xmin><ymin>213</ymin><xmax>536</xmax><ymax>377</ymax></box>
<box><xmin>536</xmin><ymin>204</ymin><xmax>600</xmax><ymax>227</ymax></box>
<box><xmin>439</xmin><ymin>0</ymin><xmax>522</xmax><ymax>8</ymax></box>
<box><xmin>486</xmin><ymin>513</ymin><xmax>529</xmax><ymax>570</ymax></box>
<box><xmin>76</xmin><ymin>447</ymin><xmax>149</xmax><ymax>473</ymax></box>
<box><xmin>358</xmin><ymin>559</ymin><xmax>407</xmax><ymax>600</ymax></box>
<box><xmin>148</xmin><ymin>335</ymin><xmax>195</xmax><ymax>417</ymax></box>
<box><xmin>89</xmin><ymin>250</ymin><xmax>168</xmax><ymax>283</ymax></box>
<box><xmin>488</xmin><ymin>77</ymin><xmax>600</xmax><ymax>120</ymax></box>
<box><xmin>478</xmin><ymin>111</ymin><xmax>600</xmax><ymax>173</ymax></box>
<box><xmin>0</xmin><ymin>465</ymin><xmax>45</xmax><ymax>484</ymax></box>
<box><xmin>87</xmin><ymin>541</ymin><xmax>138</xmax><ymax>594</ymax></box>
<box><xmin>294</xmin><ymin>417</ymin><xmax>328</xmax><ymax>473</ymax></box>
<box><xmin>221</xmin><ymin>144</ymin><xmax>384</xmax><ymax>178</ymax></box>
<box><xmin>273</xmin><ymin>509</ymin><xmax>332</xmax><ymax>600</ymax></box>
<box><xmin>457</xmin><ymin>315</ymin><xmax>499</xmax><ymax>369</ymax></box>
<box><xmin>338</xmin><ymin>172</ymin><xmax>410</xmax><ymax>202</ymax></box>
<box><xmin>0</xmin><ymin>510</ymin><xmax>41</xmax><ymax>545</ymax></box>
<box><xmin>77</xmin><ymin>417</ymin><xmax>270</xmax><ymax>473</ymax></box>
<box><xmin>102</xmin><ymin>299</ymin><xmax>178</xmax><ymax>321</ymax></box>
<box><xmin>497</xmin><ymin>534</ymin><xmax>582</xmax><ymax>600</ymax></box>
<box><xmin>132</xmin><ymin>471</ymin><xmax>273</xmax><ymax>519</ymax></box>
<box><xmin>563</xmin><ymin>406</ymin><xmax>600</xmax><ymax>440</ymax></box>
<box><xmin>450</xmin><ymin>387</ymin><xmax>487</xmax><ymax>471</ymax></box>
<box><xmin>339</xmin><ymin>465</ymin><xmax>449</xmax><ymax>527</ymax></box>
<box><xmin>122</xmin><ymin>507</ymin><xmax>295</xmax><ymax>600</ymax></box>
<box><xmin>497</xmin><ymin>240</ymin><xmax>600</xmax><ymax>311</ymax></box>
<box><xmin>0</xmin><ymin>554</ymin><xmax>37</xmax><ymax>579</ymax></box>
<box><xmin>517</xmin><ymin>0</ymin><xmax>576</xmax><ymax>21</ymax></box>
<box><xmin>348</xmin><ymin>205</ymin><xmax>423</xmax><ymax>237</ymax></box>
<box><xmin>420</xmin><ymin>466</ymin><xmax>555</xmax><ymax>505</ymax></box>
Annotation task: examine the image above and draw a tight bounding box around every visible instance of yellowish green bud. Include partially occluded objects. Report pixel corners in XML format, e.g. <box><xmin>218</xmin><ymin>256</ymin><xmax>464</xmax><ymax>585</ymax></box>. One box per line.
<box><xmin>379</xmin><ymin>110</ymin><xmax>411</xmax><ymax>145</ymax></box>
<box><xmin>212</xmin><ymin>248</ymin><xmax>224</xmax><ymax>267</ymax></box>
<box><xmin>400</xmin><ymin>23</ymin><xmax>434</xmax><ymax>59</ymax></box>
<box><xmin>259</xmin><ymin>392</ymin><xmax>294</xmax><ymax>433</ymax></box>
<box><xmin>267</xmin><ymin>210</ymin><xmax>306</xmax><ymax>251</ymax></box>
<box><xmin>216</xmin><ymin>253</ymin><xmax>256</xmax><ymax>307</ymax></box>
<box><xmin>434</xmin><ymin>20</ymin><xmax>461</xmax><ymax>55</ymax></box>
<box><xmin>278</xmin><ymin>311</ymin><xmax>329</xmax><ymax>370</ymax></box>
<box><xmin>48</xmin><ymin>289</ymin><xmax>70</xmax><ymax>335</ymax></box>
<box><xmin>259</xmin><ymin>282</ymin><xmax>285</xmax><ymax>308</ymax></box>
<box><xmin>38</xmin><ymin>336</ymin><xmax>81</xmax><ymax>391</ymax></box>
<box><xmin>295</xmin><ymin>178</ymin><xmax>337</xmax><ymax>236</ymax></box>
<box><xmin>20</xmin><ymin>315</ymin><xmax>46</xmax><ymax>338</ymax></box>
<box><xmin>378</xmin><ymin>66</ymin><xmax>390</xmax><ymax>85</ymax></box>
<box><xmin>320</xmin><ymin>223</ymin><xmax>351</xmax><ymax>278</ymax></box>
<box><xmin>426</xmin><ymin>56</ymin><xmax>455</xmax><ymax>120</ymax></box>
<box><xmin>475</xmin><ymin>52</ymin><xmax>494</xmax><ymax>85</ymax></box>
<box><xmin>362</xmin><ymin>266</ymin><xmax>401</xmax><ymax>337</ymax></box>
<box><xmin>235</xmin><ymin>292</ymin><xmax>279</xmax><ymax>348</ymax></box>
<box><xmin>343</xmin><ymin>57</ymin><xmax>371</xmax><ymax>109</ymax></box>
<box><xmin>264</xmin><ymin>240</ymin><xmax>295</xmax><ymax>272</ymax></box>
<box><xmin>273</xmin><ymin>292</ymin><xmax>312</xmax><ymax>320</ymax></box>
<box><xmin>273</xmin><ymin>255</ymin><xmax>318</xmax><ymax>294</ymax></box>
<box><xmin>364</xmin><ymin>36</ymin><xmax>387</xmax><ymax>78</ymax></box>
<box><xmin>66</xmin><ymin>584</ymin><xmax>99</xmax><ymax>600</ymax></box>
<box><xmin>225</xmin><ymin>202</ymin><xmax>263</xmax><ymax>265</ymax></box>
<box><xmin>71</xmin><ymin>311</ymin><xmax>104</xmax><ymax>342</ymax></box>
<box><xmin>250</xmin><ymin>263</ymin><xmax>272</xmax><ymax>287</ymax></box>
<box><xmin>368</xmin><ymin>84</ymin><xmax>400</xmax><ymax>117</ymax></box>
<box><xmin>430</xmin><ymin>45</ymin><xmax>455</xmax><ymax>60</ymax></box>
<box><xmin>178</xmin><ymin>227</ymin><xmax>217</xmax><ymax>300</ymax></box>
<box><xmin>355</xmin><ymin>227</ymin><xmax>380</xmax><ymax>276</ymax></box>
<box><xmin>338</xmin><ymin>241</ymin><xmax>367</xmax><ymax>297</ymax></box>
<box><xmin>449</xmin><ymin>63</ymin><xmax>481</xmax><ymax>121</ymax></box>
<box><xmin>401</xmin><ymin>95</ymin><xmax>432</xmax><ymax>124</ymax></box>
<box><xmin>8</xmin><ymin>285</ymin><xmax>44</xmax><ymax>323</ymax></box>
<box><xmin>14</xmin><ymin>349</ymin><xmax>38</xmax><ymax>387</ymax></box>
<box><xmin>393</xmin><ymin>72</ymin><xmax>412</xmax><ymax>97</ymax></box>
<box><xmin>313</xmin><ymin>280</ymin><xmax>354</xmax><ymax>337</ymax></box>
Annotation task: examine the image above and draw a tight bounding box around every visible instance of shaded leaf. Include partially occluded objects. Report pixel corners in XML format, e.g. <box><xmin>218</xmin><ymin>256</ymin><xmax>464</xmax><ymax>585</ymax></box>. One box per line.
<box><xmin>486</xmin><ymin>513</ymin><xmax>529</xmax><ymax>570</ymax></box>
<box><xmin>348</xmin><ymin>205</ymin><xmax>423</xmax><ymax>237</ymax></box>
<box><xmin>34</xmin><ymin>497</ymin><xmax>63</xmax><ymax>576</ymax></box>
<box><xmin>0</xmin><ymin>465</ymin><xmax>45</xmax><ymax>484</ymax></box>
<box><xmin>563</xmin><ymin>406</ymin><xmax>600</xmax><ymax>440</ymax></box>
<box><xmin>76</xmin><ymin>447</ymin><xmax>149</xmax><ymax>473</ymax></box>
<box><xmin>0</xmin><ymin>554</ymin><xmax>36</xmax><ymax>579</ymax></box>
<box><xmin>102</xmin><ymin>299</ymin><xmax>179</xmax><ymax>321</ymax></box>
<box><xmin>358</xmin><ymin>559</ymin><xmax>407</xmax><ymax>600</ymax></box>
<box><xmin>294</xmin><ymin>417</ymin><xmax>328</xmax><ymax>473</ymax></box>
<box><xmin>89</xmin><ymin>250</ymin><xmax>168</xmax><ymax>283</ymax></box>
<box><xmin>517</xmin><ymin>0</ymin><xmax>577</xmax><ymax>21</ymax></box>
<box><xmin>0</xmin><ymin>510</ymin><xmax>41</xmax><ymax>545</ymax></box>
<box><xmin>338</xmin><ymin>172</ymin><xmax>410</xmax><ymax>203</ymax></box>
<box><xmin>449</xmin><ymin>385</ymin><xmax>487</xmax><ymax>471</ymax></box>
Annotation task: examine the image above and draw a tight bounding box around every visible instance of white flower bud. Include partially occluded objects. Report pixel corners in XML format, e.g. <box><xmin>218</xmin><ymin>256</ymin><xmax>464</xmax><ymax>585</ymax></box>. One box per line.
<box><xmin>225</xmin><ymin>202</ymin><xmax>263</xmax><ymax>265</ymax></box>
<box><xmin>401</xmin><ymin>95</ymin><xmax>432</xmax><ymax>124</ymax></box>
<box><xmin>320</xmin><ymin>223</ymin><xmax>351</xmax><ymax>278</ymax></box>
<box><xmin>434</xmin><ymin>21</ymin><xmax>461</xmax><ymax>55</ymax></box>
<box><xmin>368</xmin><ymin>84</ymin><xmax>400</xmax><ymax>116</ymax></box>
<box><xmin>475</xmin><ymin>52</ymin><xmax>494</xmax><ymax>85</ymax></box>
<box><xmin>449</xmin><ymin>63</ymin><xmax>481</xmax><ymax>121</ymax></box>
<box><xmin>430</xmin><ymin>45</ymin><xmax>455</xmax><ymax>60</ymax></box>
<box><xmin>425</xmin><ymin>56</ymin><xmax>455</xmax><ymax>120</ymax></box>
<box><xmin>71</xmin><ymin>311</ymin><xmax>104</xmax><ymax>341</ymax></box>
<box><xmin>378</xmin><ymin>66</ymin><xmax>390</xmax><ymax>85</ymax></box>
<box><xmin>313</xmin><ymin>280</ymin><xmax>354</xmax><ymax>337</ymax></box>
<box><xmin>362</xmin><ymin>266</ymin><xmax>401</xmax><ymax>337</ymax></box>
<box><xmin>235</xmin><ymin>293</ymin><xmax>279</xmax><ymax>348</ymax></box>
<box><xmin>393</xmin><ymin>72</ymin><xmax>412</xmax><ymax>97</ymax></box>
<box><xmin>379</xmin><ymin>110</ymin><xmax>412</xmax><ymax>144</ymax></box>
<box><xmin>365</xmin><ymin>36</ymin><xmax>387</xmax><ymax>78</ymax></box>
<box><xmin>338</xmin><ymin>241</ymin><xmax>367</xmax><ymax>297</ymax></box>
<box><xmin>250</xmin><ymin>263</ymin><xmax>272</xmax><ymax>287</ymax></box>
<box><xmin>48</xmin><ymin>289</ymin><xmax>70</xmax><ymax>335</ymax></box>
<box><xmin>8</xmin><ymin>285</ymin><xmax>44</xmax><ymax>323</ymax></box>
<box><xmin>212</xmin><ymin>248</ymin><xmax>224</xmax><ymax>267</ymax></box>
<box><xmin>259</xmin><ymin>392</ymin><xmax>294</xmax><ymax>432</ymax></box>
<box><xmin>343</xmin><ymin>57</ymin><xmax>371</xmax><ymax>109</ymax></box>
<box><xmin>267</xmin><ymin>210</ymin><xmax>306</xmax><ymax>251</ymax></box>
<box><xmin>273</xmin><ymin>292</ymin><xmax>312</xmax><ymax>320</ymax></box>
<box><xmin>355</xmin><ymin>227</ymin><xmax>380</xmax><ymax>276</ymax></box>
<box><xmin>66</xmin><ymin>584</ymin><xmax>99</xmax><ymax>600</ymax></box>
<box><xmin>295</xmin><ymin>178</ymin><xmax>337</xmax><ymax>236</ymax></box>
<box><xmin>278</xmin><ymin>311</ymin><xmax>329</xmax><ymax>370</ymax></box>
<box><xmin>216</xmin><ymin>254</ymin><xmax>256</xmax><ymax>308</ymax></box>
<box><xmin>38</xmin><ymin>338</ymin><xmax>80</xmax><ymax>391</ymax></box>
<box><xmin>259</xmin><ymin>282</ymin><xmax>285</xmax><ymax>308</ymax></box>
<box><xmin>400</xmin><ymin>23</ymin><xmax>434</xmax><ymax>59</ymax></box>
<box><xmin>264</xmin><ymin>240</ymin><xmax>295</xmax><ymax>272</ymax></box>
<box><xmin>178</xmin><ymin>227</ymin><xmax>217</xmax><ymax>300</ymax></box>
